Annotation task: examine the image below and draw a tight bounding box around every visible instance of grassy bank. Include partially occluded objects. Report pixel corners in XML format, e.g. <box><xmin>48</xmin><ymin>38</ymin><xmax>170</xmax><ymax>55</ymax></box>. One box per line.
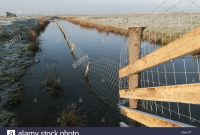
<box><xmin>0</xmin><ymin>16</ymin><xmax>49</xmax><ymax>127</ymax></box>
<box><xmin>62</xmin><ymin>14</ymin><xmax>200</xmax><ymax>45</ymax></box>
<box><xmin>27</xmin><ymin>17</ymin><xmax>49</xmax><ymax>51</ymax></box>
<box><xmin>64</xmin><ymin>17</ymin><xmax>128</xmax><ymax>36</ymax></box>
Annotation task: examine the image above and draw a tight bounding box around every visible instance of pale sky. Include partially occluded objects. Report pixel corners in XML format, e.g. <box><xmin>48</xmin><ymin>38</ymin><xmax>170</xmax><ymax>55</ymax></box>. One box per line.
<box><xmin>0</xmin><ymin>0</ymin><xmax>199</xmax><ymax>15</ymax></box>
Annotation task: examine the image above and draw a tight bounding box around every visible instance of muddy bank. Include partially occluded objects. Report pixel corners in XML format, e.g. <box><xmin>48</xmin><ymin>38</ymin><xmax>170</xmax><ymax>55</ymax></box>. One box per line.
<box><xmin>0</xmin><ymin>16</ymin><xmax>49</xmax><ymax>127</ymax></box>
<box><xmin>62</xmin><ymin>14</ymin><xmax>200</xmax><ymax>45</ymax></box>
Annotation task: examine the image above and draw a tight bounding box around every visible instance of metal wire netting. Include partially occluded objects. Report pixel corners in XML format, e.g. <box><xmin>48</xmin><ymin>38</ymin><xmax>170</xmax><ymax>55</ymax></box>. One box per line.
<box><xmin>119</xmin><ymin>0</ymin><xmax>200</xmax><ymax>127</ymax></box>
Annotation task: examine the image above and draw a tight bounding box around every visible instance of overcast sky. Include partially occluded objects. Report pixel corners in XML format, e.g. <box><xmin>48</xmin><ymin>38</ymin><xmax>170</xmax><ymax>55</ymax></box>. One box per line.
<box><xmin>0</xmin><ymin>0</ymin><xmax>199</xmax><ymax>15</ymax></box>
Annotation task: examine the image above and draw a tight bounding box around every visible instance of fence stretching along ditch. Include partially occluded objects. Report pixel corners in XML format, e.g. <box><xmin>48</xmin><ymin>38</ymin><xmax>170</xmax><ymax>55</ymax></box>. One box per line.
<box><xmin>119</xmin><ymin>26</ymin><xmax>200</xmax><ymax>127</ymax></box>
<box><xmin>56</xmin><ymin>19</ymin><xmax>200</xmax><ymax>127</ymax></box>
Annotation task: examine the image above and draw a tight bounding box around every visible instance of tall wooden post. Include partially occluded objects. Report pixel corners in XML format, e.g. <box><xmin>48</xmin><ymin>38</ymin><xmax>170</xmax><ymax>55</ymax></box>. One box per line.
<box><xmin>128</xmin><ymin>27</ymin><xmax>145</xmax><ymax>109</ymax></box>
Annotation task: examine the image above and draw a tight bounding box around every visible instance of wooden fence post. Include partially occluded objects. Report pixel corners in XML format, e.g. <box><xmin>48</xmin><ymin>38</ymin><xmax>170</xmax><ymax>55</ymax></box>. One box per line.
<box><xmin>128</xmin><ymin>27</ymin><xmax>145</xmax><ymax>109</ymax></box>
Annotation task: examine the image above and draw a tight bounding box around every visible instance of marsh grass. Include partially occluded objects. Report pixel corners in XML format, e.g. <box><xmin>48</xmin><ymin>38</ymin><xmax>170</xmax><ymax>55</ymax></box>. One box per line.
<box><xmin>28</xmin><ymin>30</ymin><xmax>37</xmax><ymax>42</ymax></box>
<box><xmin>33</xmin><ymin>18</ymin><xmax>50</xmax><ymax>37</ymax></box>
<box><xmin>5</xmin><ymin>90</ymin><xmax>23</xmax><ymax>109</ymax></box>
<box><xmin>59</xmin><ymin>104</ymin><xmax>86</xmax><ymax>127</ymax></box>
<box><xmin>27</xmin><ymin>18</ymin><xmax>49</xmax><ymax>52</ymax></box>
<box><xmin>41</xmin><ymin>66</ymin><xmax>63</xmax><ymax>97</ymax></box>
<box><xmin>65</xmin><ymin>17</ymin><xmax>128</xmax><ymax>36</ymax></box>
<box><xmin>0</xmin><ymin>34</ymin><xmax>11</xmax><ymax>42</ymax></box>
<box><xmin>27</xmin><ymin>42</ymin><xmax>40</xmax><ymax>52</ymax></box>
<box><xmin>8</xmin><ymin>93</ymin><xmax>23</xmax><ymax>105</ymax></box>
<box><xmin>43</xmin><ymin>77</ymin><xmax>62</xmax><ymax>97</ymax></box>
<box><xmin>64</xmin><ymin>15</ymin><xmax>200</xmax><ymax>45</ymax></box>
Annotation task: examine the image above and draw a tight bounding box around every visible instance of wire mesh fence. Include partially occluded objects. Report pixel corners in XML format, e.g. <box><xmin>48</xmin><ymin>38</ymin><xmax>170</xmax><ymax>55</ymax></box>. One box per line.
<box><xmin>119</xmin><ymin>0</ymin><xmax>200</xmax><ymax>127</ymax></box>
<box><xmin>57</xmin><ymin>0</ymin><xmax>200</xmax><ymax>126</ymax></box>
<box><xmin>120</xmin><ymin>41</ymin><xmax>200</xmax><ymax>127</ymax></box>
<box><xmin>56</xmin><ymin>21</ymin><xmax>120</xmax><ymax>110</ymax></box>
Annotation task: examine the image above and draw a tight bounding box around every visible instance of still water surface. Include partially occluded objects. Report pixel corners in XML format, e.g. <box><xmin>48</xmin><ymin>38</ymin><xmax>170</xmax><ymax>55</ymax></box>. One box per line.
<box><xmin>14</xmin><ymin>20</ymin><xmax>200</xmax><ymax>127</ymax></box>
<box><xmin>14</xmin><ymin>21</ymin><xmax>127</xmax><ymax>127</ymax></box>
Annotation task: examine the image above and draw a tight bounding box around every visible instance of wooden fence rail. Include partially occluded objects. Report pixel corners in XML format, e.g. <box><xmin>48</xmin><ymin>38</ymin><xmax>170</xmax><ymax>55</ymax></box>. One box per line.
<box><xmin>120</xmin><ymin>106</ymin><xmax>194</xmax><ymax>127</ymax></box>
<box><xmin>119</xmin><ymin>83</ymin><xmax>200</xmax><ymax>104</ymax></box>
<box><xmin>119</xmin><ymin>28</ymin><xmax>200</xmax><ymax>79</ymax></box>
<box><xmin>119</xmin><ymin>27</ymin><xmax>200</xmax><ymax>127</ymax></box>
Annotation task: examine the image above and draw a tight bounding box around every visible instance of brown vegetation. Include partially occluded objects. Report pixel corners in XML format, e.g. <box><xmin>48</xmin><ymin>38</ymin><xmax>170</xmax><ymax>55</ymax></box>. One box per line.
<box><xmin>64</xmin><ymin>17</ymin><xmax>170</xmax><ymax>44</ymax></box>
<box><xmin>4</xmin><ymin>89</ymin><xmax>24</xmax><ymax>109</ymax></box>
<box><xmin>63</xmin><ymin>15</ymin><xmax>200</xmax><ymax>45</ymax></box>
<box><xmin>28</xmin><ymin>18</ymin><xmax>49</xmax><ymax>42</ymax></box>
<box><xmin>37</xmin><ymin>17</ymin><xmax>50</xmax><ymax>33</ymax></box>
<box><xmin>64</xmin><ymin>17</ymin><xmax>129</xmax><ymax>36</ymax></box>
<box><xmin>29</xmin><ymin>30</ymin><xmax>37</xmax><ymax>42</ymax></box>
<box><xmin>42</xmin><ymin>77</ymin><xmax>62</xmax><ymax>97</ymax></box>
<box><xmin>41</xmin><ymin>67</ymin><xmax>63</xmax><ymax>97</ymax></box>
<box><xmin>27</xmin><ymin>17</ymin><xmax>49</xmax><ymax>52</ymax></box>
<box><xmin>27</xmin><ymin>42</ymin><xmax>39</xmax><ymax>52</ymax></box>
<box><xmin>59</xmin><ymin>104</ymin><xmax>86</xmax><ymax>127</ymax></box>
<box><xmin>142</xmin><ymin>30</ymin><xmax>181</xmax><ymax>46</ymax></box>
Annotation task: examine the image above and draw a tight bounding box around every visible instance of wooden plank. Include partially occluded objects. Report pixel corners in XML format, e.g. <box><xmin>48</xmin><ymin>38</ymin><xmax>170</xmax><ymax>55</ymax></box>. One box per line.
<box><xmin>119</xmin><ymin>83</ymin><xmax>200</xmax><ymax>104</ymax></box>
<box><xmin>120</xmin><ymin>106</ymin><xmax>193</xmax><ymax>127</ymax></box>
<box><xmin>128</xmin><ymin>27</ymin><xmax>145</xmax><ymax>108</ymax></box>
<box><xmin>119</xmin><ymin>28</ymin><xmax>200</xmax><ymax>78</ymax></box>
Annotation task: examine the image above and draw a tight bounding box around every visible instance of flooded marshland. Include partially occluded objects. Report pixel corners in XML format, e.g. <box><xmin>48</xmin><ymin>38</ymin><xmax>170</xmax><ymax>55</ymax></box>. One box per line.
<box><xmin>1</xmin><ymin>18</ymin><xmax>200</xmax><ymax>127</ymax></box>
<box><xmin>10</xmin><ymin>20</ymin><xmax>126</xmax><ymax>127</ymax></box>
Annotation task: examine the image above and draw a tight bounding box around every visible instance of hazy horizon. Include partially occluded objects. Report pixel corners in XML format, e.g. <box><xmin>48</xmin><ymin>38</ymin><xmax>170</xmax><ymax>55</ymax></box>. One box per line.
<box><xmin>0</xmin><ymin>0</ymin><xmax>200</xmax><ymax>16</ymax></box>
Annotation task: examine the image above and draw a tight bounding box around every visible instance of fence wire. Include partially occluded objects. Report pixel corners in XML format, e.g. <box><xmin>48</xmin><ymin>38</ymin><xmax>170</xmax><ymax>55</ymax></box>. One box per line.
<box><xmin>56</xmin><ymin>21</ymin><xmax>120</xmax><ymax>110</ymax></box>
<box><xmin>57</xmin><ymin>1</ymin><xmax>200</xmax><ymax>126</ymax></box>
<box><xmin>119</xmin><ymin>0</ymin><xmax>200</xmax><ymax>127</ymax></box>
<box><xmin>120</xmin><ymin>41</ymin><xmax>200</xmax><ymax>127</ymax></box>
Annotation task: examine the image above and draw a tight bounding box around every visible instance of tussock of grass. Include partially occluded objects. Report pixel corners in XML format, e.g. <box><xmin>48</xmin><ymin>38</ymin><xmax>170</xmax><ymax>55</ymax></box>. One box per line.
<box><xmin>59</xmin><ymin>104</ymin><xmax>85</xmax><ymax>127</ymax></box>
<box><xmin>27</xmin><ymin>42</ymin><xmax>39</xmax><ymax>52</ymax></box>
<box><xmin>41</xmin><ymin>68</ymin><xmax>62</xmax><ymax>97</ymax></box>
<box><xmin>5</xmin><ymin>92</ymin><xmax>23</xmax><ymax>108</ymax></box>
<box><xmin>42</xmin><ymin>77</ymin><xmax>62</xmax><ymax>97</ymax></box>
<box><xmin>8</xmin><ymin>93</ymin><xmax>23</xmax><ymax>105</ymax></box>
<box><xmin>29</xmin><ymin>30</ymin><xmax>37</xmax><ymax>42</ymax></box>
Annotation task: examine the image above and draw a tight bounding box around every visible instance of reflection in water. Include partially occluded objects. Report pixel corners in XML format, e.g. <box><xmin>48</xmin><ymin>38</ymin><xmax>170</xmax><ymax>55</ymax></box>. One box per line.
<box><xmin>57</xmin><ymin>21</ymin><xmax>119</xmax><ymax>109</ymax></box>
<box><xmin>14</xmin><ymin>19</ymin><xmax>200</xmax><ymax>127</ymax></box>
<box><xmin>14</xmin><ymin>21</ymin><xmax>126</xmax><ymax>127</ymax></box>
